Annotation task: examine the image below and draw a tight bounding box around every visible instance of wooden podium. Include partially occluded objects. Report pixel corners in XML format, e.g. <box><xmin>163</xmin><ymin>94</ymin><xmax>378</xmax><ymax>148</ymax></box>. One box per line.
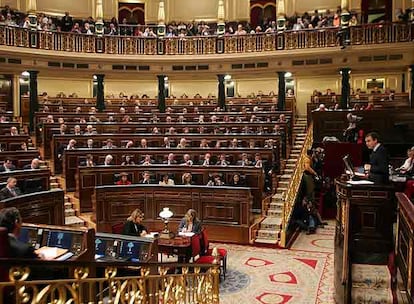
<box><xmin>334</xmin><ymin>177</ymin><xmax>396</xmax><ymax>304</ymax></box>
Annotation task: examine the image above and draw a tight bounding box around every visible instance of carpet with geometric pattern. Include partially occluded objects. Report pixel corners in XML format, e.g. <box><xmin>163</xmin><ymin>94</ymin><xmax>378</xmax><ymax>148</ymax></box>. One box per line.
<box><xmin>217</xmin><ymin>224</ymin><xmax>335</xmax><ymax>304</ymax></box>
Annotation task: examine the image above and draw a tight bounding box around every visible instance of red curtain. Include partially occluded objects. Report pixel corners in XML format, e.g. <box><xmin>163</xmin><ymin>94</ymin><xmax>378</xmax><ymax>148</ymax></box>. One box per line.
<box><xmin>118</xmin><ymin>2</ymin><xmax>145</xmax><ymax>25</ymax></box>
<box><xmin>250</xmin><ymin>0</ymin><xmax>276</xmax><ymax>27</ymax></box>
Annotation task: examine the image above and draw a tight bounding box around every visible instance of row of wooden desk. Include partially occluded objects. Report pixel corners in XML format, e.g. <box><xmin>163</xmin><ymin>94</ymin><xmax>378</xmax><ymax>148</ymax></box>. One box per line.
<box><xmin>42</xmin><ymin>122</ymin><xmax>292</xmax><ymax>158</ymax></box>
<box><xmin>76</xmin><ymin>165</ymin><xmax>264</xmax><ymax>212</ymax></box>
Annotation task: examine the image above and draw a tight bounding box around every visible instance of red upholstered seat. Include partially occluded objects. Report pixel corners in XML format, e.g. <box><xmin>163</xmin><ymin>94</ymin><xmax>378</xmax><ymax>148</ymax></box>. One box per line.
<box><xmin>199</xmin><ymin>229</ymin><xmax>227</xmax><ymax>279</ymax></box>
<box><xmin>196</xmin><ymin>255</ymin><xmax>217</xmax><ymax>264</ymax></box>
<box><xmin>111</xmin><ymin>222</ymin><xmax>124</xmax><ymax>234</ymax></box>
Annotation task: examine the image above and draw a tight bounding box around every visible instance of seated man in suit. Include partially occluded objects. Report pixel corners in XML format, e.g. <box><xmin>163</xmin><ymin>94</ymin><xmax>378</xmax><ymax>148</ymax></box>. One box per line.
<box><xmin>0</xmin><ymin>177</ymin><xmax>21</xmax><ymax>200</ymax></box>
<box><xmin>163</xmin><ymin>153</ymin><xmax>177</xmax><ymax>165</ymax></box>
<box><xmin>10</xmin><ymin>126</ymin><xmax>19</xmax><ymax>136</ymax></box>
<box><xmin>23</xmin><ymin>158</ymin><xmax>40</xmax><ymax>170</ymax></box>
<box><xmin>200</xmin><ymin>152</ymin><xmax>212</xmax><ymax>166</ymax></box>
<box><xmin>365</xmin><ymin>132</ymin><xmax>389</xmax><ymax>183</ymax></box>
<box><xmin>216</xmin><ymin>154</ymin><xmax>230</xmax><ymax>166</ymax></box>
<box><xmin>0</xmin><ymin>159</ymin><xmax>16</xmax><ymax>172</ymax></box>
<box><xmin>139</xmin><ymin>171</ymin><xmax>153</xmax><ymax>184</ymax></box>
<box><xmin>237</xmin><ymin>153</ymin><xmax>252</xmax><ymax>166</ymax></box>
<box><xmin>0</xmin><ymin>207</ymin><xmax>38</xmax><ymax>258</ymax></box>
<box><xmin>140</xmin><ymin>154</ymin><xmax>154</xmax><ymax>166</ymax></box>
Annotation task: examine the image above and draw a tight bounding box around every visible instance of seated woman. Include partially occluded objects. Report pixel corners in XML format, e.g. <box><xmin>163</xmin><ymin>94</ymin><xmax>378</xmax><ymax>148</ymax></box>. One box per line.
<box><xmin>228</xmin><ymin>173</ymin><xmax>245</xmax><ymax>187</ymax></box>
<box><xmin>122</xmin><ymin>209</ymin><xmax>147</xmax><ymax>237</ymax></box>
<box><xmin>116</xmin><ymin>172</ymin><xmax>131</xmax><ymax>185</ymax></box>
<box><xmin>397</xmin><ymin>148</ymin><xmax>414</xmax><ymax>174</ymax></box>
<box><xmin>178</xmin><ymin>209</ymin><xmax>202</xmax><ymax>234</ymax></box>
<box><xmin>159</xmin><ymin>174</ymin><xmax>175</xmax><ymax>186</ymax></box>
<box><xmin>182</xmin><ymin>172</ymin><xmax>193</xmax><ymax>185</ymax></box>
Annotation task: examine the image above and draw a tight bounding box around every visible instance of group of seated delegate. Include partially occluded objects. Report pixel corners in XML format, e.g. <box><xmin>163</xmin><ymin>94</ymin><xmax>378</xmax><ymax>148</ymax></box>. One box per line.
<box><xmin>115</xmin><ymin>170</ymin><xmax>246</xmax><ymax>187</ymax></box>
<box><xmin>0</xmin><ymin>158</ymin><xmax>41</xmax><ymax>172</ymax></box>
<box><xmin>80</xmin><ymin>151</ymin><xmax>265</xmax><ymax>168</ymax></box>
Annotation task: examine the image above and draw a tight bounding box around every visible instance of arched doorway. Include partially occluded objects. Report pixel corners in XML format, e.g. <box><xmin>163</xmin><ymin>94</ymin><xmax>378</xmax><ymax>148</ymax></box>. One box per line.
<box><xmin>250</xmin><ymin>0</ymin><xmax>276</xmax><ymax>28</ymax></box>
<box><xmin>118</xmin><ymin>2</ymin><xmax>145</xmax><ymax>25</ymax></box>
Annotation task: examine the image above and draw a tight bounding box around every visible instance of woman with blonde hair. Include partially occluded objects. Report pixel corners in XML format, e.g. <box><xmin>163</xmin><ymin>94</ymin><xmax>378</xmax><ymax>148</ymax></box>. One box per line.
<box><xmin>178</xmin><ymin>209</ymin><xmax>202</xmax><ymax>234</ymax></box>
<box><xmin>122</xmin><ymin>209</ymin><xmax>147</xmax><ymax>236</ymax></box>
<box><xmin>182</xmin><ymin>172</ymin><xmax>193</xmax><ymax>185</ymax></box>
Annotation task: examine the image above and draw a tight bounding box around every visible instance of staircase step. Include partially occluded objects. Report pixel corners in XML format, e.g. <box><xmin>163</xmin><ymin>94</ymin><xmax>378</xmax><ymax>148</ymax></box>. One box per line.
<box><xmin>285</xmin><ymin>163</ymin><xmax>295</xmax><ymax>168</ymax></box>
<box><xmin>65</xmin><ymin>208</ymin><xmax>76</xmax><ymax>217</ymax></box>
<box><xmin>272</xmin><ymin>193</ymin><xmax>284</xmax><ymax>200</ymax></box>
<box><xmin>276</xmin><ymin>187</ymin><xmax>288</xmax><ymax>194</ymax></box>
<box><xmin>255</xmin><ymin>238</ymin><xmax>279</xmax><ymax>244</ymax></box>
<box><xmin>283</xmin><ymin>169</ymin><xmax>294</xmax><ymax>174</ymax></box>
<box><xmin>280</xmin><ymin>174</ymin><xmax>292</xmax><ymax>180</ymax></box>
<box><xmin>351</xmin><ymin>287</ymin><xmax>392</xmax><ymax>304</ymax></box>
<box><xmin>257</xmin><ymin>229</ymin><xmax>280</xmax><ymax>238</ymax></box>
<box><xmin>64</xmin><ymin>196</ymin><xmax>70</xmax><ymax>203</ymax></box>
<box><xmin>287</xmin><ymin>159</ymin><xmax>298</xmax><ymax>163</ymax></box>
<box><xmin>64</xmin><ymin>202</ymin><xmax>72</xmax><ymax>209</ymax></box>
<box><xmin>352</xmin><ymin>264</ymin><xmax>391</xmax><ymax>289</ymax></box>
<box><xmin>261</xmin><ymin>217</ymin><xmax>282</xmax><ymax>226</ymax></box>
<box><xmin>65</xmin><ymin>216</ymin><xmax>86</xmax><ymax>226</ymax></box>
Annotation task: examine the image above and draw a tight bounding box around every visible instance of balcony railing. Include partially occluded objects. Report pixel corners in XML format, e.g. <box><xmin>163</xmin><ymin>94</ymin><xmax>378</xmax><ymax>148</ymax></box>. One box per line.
<box><xmin>0</xmin><ymin>260</ymin><xmax>220</xmax><ymax>304</ymax></box>
<box><xmin>0</xmin><ymin>22</ymin><xmax>412</xmax><ymax>56</ymax></box>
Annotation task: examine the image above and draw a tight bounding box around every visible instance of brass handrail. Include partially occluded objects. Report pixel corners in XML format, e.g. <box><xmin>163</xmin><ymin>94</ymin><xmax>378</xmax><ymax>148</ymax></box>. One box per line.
<box><xmin>0</xmin><ymin>22</ymin><xmax>411</xmax><ymax>55</ymax></box>
<box><xmin>0</xmin><ymin>260</ymin><xmax>220</xmax><ymax>304</ymax></box>
<box><xmin>279</xmin><ymin>123</ymin><xmax>313</xmax><ymax>247</ymax></box>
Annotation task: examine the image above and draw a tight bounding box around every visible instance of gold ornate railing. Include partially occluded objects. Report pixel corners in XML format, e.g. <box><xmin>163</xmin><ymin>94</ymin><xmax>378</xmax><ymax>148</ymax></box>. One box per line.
<box><xmin>0</xmin><ymin>261</ymin><xmax>220</xmax><ymax>304</ymax></box>
<box><xmin>0</xmin><ymin>22</ymin><xmax>412</xmax><ymax>55</ymax></box>
<box><xmin>279</xmin><ymin>123</ymin><xmax>313</xmax><ymax>247</ymax></box>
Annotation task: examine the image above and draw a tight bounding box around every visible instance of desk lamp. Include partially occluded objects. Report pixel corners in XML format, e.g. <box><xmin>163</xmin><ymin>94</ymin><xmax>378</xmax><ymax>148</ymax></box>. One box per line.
<box><xmin>159</xmin><ymin>207</ymin><xmax>174</xmax><ymax>239</ymax></box>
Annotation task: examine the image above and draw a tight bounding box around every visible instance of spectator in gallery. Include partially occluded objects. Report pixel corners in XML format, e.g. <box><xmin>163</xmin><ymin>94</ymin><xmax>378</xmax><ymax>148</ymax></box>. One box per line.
<box><xmin>200</xmin><ymin>139</ymin><xmax>210</xmax><ymax>149</ymax></box>
<box><xmin>73</xmin><ymin>125</ymin><xmax>82</xmax><ymax>135</ymax></box>
<box><xmin>116</xmin><ymin>172</ymin><xmax>132</xmax><ymax>185</ymax></box>
<box><xmin>140</xmin><ymin>138</ymin><xmax>148</xmax><ymax>149</ymax></box>
<box><xmin>253</xmin><ymin>153</ymin><xmax>263</xmax><ymax>168</ymax></box>
<box><xmin>163</xmin><ymin>137</ymin><xmax>172</xmax><ymax>148</ymax></box>
<box><xmin>84</xmin><ymin>125</ymin><xmax>96</xmax><ymax>135</ymax></box>
<box><xmin>176</xmin><ymin>138</ymin><xmax>187</xmax><ymax>149</ymax></box>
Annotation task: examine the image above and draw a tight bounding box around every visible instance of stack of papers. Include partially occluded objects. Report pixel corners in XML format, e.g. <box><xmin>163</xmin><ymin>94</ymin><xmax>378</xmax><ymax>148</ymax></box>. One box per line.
<box><xmin>178</xmin><ymin>232</ymin><xmax>195</xmax><ymax>237</ymax></box>
<box><xmin>346</xmin><ymin>180</ymin><xmax>374</xmax><ymax>185</ymax></box>
<box><xmin>35</xmin><ymin>246</ymin><xmax>68</xmax><ymax>260</ymax></box>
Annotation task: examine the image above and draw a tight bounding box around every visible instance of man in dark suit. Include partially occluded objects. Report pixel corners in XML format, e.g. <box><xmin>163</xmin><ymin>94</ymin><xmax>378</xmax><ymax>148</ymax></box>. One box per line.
<box><xmin>0</xmin><ymin>207</ymin><xmax>38</xmax><ymax>258</ymax></box>
<box><xmin>0</xmin><ymin>178</ymin><xmax>21</xmax><ymax>200</ymax></box>
<box><xmin>365</xmin><ymin>132</ymin><xmax>389</xmax><ymax>183</ymax></box>
<box><xmin>139</xmin><ymin>171</ymin><xmax>153</xmax><ymax>184</ymax></box>
<box><xmin>0</xmin><ymin>159</ymin><xmax>16</xmax><ymax>172</ymax></box>
<box><xmin>23</xmin><ymin>158</ymin><xmax>40</xmax><ymax>170</ymax></box>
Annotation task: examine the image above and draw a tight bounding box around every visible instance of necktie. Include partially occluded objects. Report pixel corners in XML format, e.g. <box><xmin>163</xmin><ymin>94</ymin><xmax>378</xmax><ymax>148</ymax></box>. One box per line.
<box><xmin>10</xmin><ymin>188</ymin><xmax>16</xmax><ymax>196</ymax></box>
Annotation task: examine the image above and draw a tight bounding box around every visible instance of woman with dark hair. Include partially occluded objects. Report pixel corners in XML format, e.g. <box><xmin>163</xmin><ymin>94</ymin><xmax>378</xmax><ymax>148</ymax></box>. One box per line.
<box><xmin>178</xmin><ymin>209</ymin><xmax>202</xmax><ymax>234</ymax></box>
<box><xmin>228</xmin><ymin>173</ymin><xmax>245</xmax><ymax>187</ymax></box>
<box><xmin>122</xmin><ymin>209</ymin><xmax>147</xmax><ymax>237</ymax></box>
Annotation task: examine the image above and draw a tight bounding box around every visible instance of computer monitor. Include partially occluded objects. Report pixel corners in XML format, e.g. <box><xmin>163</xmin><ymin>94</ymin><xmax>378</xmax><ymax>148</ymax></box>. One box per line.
<box><xmin>95</xmin><ymin>238</ymin><xmax>107</xmax><ymax>257</ymax></box>
<box><xmin>119</xmin><ymin>241</ymin><xmax>141</xmax><ymax>261</ymax></box>
<box><xmin>19</xmin><ymin>227</ymin><xmax>40</xmax><ymax>248</ymax></box>
<box><xmin>47</xmin><ymin>231</ymin><xmax>73</xmax><ymax>249</ymax></box>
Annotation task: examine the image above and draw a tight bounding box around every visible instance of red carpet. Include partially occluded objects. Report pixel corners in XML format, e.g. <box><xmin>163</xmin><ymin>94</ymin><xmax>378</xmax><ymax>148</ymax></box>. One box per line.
<box><xmin>217</xmin><ymin>223</ymin><xmax>335</xmax><ymax>303</ymax></box>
